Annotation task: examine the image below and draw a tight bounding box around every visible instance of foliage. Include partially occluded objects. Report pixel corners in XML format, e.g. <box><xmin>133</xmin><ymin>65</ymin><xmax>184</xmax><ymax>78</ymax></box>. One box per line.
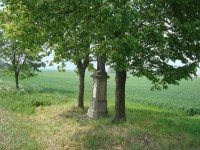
<box><xmin>10</xmin><ymin>0</ymin><xmax>94</xmax><ymax>72</ymax></box>
<box><xmin>1</xmin><ymin>1</ymin><xmax>200</xmax><ymax>119</ymax></box>
<box><xmin>0</xmin><ymin>3</ymin><xmax>45</xmax><ymax>88</ymax></box>
<box><xmin>16</xmin><ymin>0</ymin><xmax>98</xmax><ymax>107</ymax></box>
<box><xmin>88</xmin><ymin>0</ymin><xmax>200</xmax><ymax>89</ymax></box>
<box><xmin>87</xmin><ymin>63</ymin><xmax>95</xmax><ymax>72</ymax></box>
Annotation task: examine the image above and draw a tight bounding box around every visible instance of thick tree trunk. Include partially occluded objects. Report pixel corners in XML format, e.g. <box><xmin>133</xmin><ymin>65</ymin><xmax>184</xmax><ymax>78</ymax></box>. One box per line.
<box><xmin>113</xmin><ymin>70</ymin><xmax>127</xmax><ymax>122</ymax></box>
<box><xmin>78</xmin><ymin>70</ymin><xmax>85</xmax><ymax>108</ymax></box>
<box><xmin>15</xmin><ymin>71</ymin><xmax>19</xmax><ymax>90</ymax></box>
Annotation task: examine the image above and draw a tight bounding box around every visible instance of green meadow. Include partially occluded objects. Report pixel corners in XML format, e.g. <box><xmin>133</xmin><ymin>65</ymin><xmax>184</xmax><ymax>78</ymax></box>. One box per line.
<box><xmin>0</xmin><ymin>70</ymin><xmax>200</xmax><ymax>149</ymax></box>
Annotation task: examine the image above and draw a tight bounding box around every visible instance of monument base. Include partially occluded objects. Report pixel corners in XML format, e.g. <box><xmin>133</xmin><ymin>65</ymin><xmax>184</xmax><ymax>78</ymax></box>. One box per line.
<box><xmin>87</xmin><ymin>71</ymin><xmax>109</xmax><ymax>119</ymax></box>
<box><xmin>87</xmin><ymin>99</ymin><xmax>108</xmax><ymax>119</ymax></box>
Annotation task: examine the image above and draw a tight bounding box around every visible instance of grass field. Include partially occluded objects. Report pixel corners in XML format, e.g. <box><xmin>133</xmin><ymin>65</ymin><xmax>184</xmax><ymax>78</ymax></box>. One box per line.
<box><xmin>0</xmin><ymin>70</ymin><xmax>200</xmax><ymax>149</ymax></box>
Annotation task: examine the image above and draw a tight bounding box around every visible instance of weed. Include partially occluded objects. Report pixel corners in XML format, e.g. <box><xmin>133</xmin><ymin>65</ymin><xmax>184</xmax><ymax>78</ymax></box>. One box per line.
<box><xmin>31</xmin><ymin>100</ymin><xmax>51</xmax><ymax>107</ymax></box>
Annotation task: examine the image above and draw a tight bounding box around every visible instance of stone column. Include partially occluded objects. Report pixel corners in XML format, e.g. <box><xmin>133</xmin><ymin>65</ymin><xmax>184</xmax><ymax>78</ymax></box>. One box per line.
<box><xmin>87</xmin><ymin>70</ymin><xmax>109</xmax><ymax>119</ymax></box>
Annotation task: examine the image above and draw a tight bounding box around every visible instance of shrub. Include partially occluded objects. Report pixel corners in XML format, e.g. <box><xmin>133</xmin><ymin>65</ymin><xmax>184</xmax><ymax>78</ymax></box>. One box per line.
<box><xmin>31</xmin><ymin>100</ymin><xmax>51</xmax><ymax>107</ymax></box>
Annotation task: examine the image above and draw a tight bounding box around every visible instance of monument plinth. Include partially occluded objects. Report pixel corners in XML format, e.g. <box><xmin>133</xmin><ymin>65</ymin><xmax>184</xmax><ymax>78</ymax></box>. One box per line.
<box><xmin>87</xmin><ymin>71</ymin><xmax>109</xmax><ymax>119</ymax></box>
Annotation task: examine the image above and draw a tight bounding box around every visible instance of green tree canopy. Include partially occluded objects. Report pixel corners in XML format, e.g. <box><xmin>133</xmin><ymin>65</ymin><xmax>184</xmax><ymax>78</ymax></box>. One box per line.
<box><xmin>86</xmin><ymin>0</ymin><xmax>200</xmax><ymax>121</ymax></box>
<box><xmin>0</xmin><ymin>3</ymin><xmax>45</xmax><ymax>89</ymax></box>
<box><xmin>2</xmin><ymin>0</ymin><xmax>199</xmax><ymax>120</ymax></box>
<box><xmin>7</xmin><ymin>0</ymin><xmax>96</xmax><ymax>107</ymax></box>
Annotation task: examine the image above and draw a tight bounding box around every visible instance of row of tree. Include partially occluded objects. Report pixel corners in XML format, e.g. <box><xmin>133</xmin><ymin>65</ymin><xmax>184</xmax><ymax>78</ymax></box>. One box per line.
<box><xmin>0</xmin><ymin>0</ymin><xmax>199</xmax><ymax>121</ymax></box>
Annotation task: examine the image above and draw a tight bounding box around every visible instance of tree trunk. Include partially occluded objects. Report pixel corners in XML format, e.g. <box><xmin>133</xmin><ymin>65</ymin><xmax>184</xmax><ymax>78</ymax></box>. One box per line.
<box><xmin>113</xmin><ymin>70</ymin><xmax>127</xmax><ymax>122</ymax></box>
<box><xmin>15</xmin><ymin>71</ymin><xmax>19</xmax><ymax>90</ymax></box>
<box><xmin>77</xmin><ymin>68</ymin><xmax>86</xmax><ymax>108</ymax></box>
<box><xmin>76</xmin><ymin>54</ymin><xmax>90</xmax><ymax>108</ymax></box>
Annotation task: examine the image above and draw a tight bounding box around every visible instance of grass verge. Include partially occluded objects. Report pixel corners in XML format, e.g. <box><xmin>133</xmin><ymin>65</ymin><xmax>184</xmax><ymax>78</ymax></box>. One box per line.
<box><xmin>0</xmin><ymin>71</ymin><xmax>200</xmax><ymax>149</ymax></box>
<box><xmin>0</xmin><ymin>108</ymin><xmax>42</xmax><ymax>150</ymax></box>
<box><xmin>1</xmin><ymin>102</ymin><xmax>199</xmax><ymax>149</ymax></box>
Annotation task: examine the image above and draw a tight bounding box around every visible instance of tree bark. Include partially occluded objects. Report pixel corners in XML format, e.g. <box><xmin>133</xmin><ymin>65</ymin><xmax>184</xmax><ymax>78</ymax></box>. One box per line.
<box><xmin>78</xmin><ymin>69</ymin><xmax>85</xmax><ymax>108</ymax></box>
<box><xmin>113</xmin><ymin>70</ymin><xmax>127</xmax><ymax>122</ymax></box>
<box><xmin>76</xmin><ymin>53</ymin><xmax>90</xmax><ymax>108</ymax></box>
<box><xmin>15</xmin><ymin>71</ymin><xmax>19</xmax><ymax>89</ymax></box>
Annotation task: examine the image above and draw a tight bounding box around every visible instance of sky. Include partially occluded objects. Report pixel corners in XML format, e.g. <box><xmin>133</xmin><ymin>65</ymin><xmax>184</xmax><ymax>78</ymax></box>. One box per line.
<box><xmin>42</xmin><ymin>55</ymin><xmax>200</xmax><ymax>75</ymax></box>
<box><xmin>42</xmin><ymin>54</ymin><xmax>98</xmax><ymax>71</ymax></box>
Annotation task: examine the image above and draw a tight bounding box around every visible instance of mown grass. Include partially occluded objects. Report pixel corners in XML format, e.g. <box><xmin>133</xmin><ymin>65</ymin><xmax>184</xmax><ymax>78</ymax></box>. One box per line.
<box><xmin>0</xmin><ymin>70</ymin><xmax>200</xmax><ymax>149</ymax></box>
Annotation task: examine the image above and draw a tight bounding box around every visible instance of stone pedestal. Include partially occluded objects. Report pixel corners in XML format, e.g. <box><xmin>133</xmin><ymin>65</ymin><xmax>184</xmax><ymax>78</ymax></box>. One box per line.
<box><xmin>87</xmin><ymin>71</ymin><xmax>109</xmax><ymax>119</ymax></box>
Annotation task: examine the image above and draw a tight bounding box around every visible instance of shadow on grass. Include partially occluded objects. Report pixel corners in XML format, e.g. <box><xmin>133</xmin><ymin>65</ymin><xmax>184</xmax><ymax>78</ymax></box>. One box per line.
<box><xmin>126</xmin><ymin>107</ymin><xmax>200</xmax><ymax>135</ymax></box>
<box><xmin>59</xmin><ymin>106</ymin><xmax>89</xmax><ymax>121</ymax></box>
<box><xmin>60</xmin><ymin>105</ymin><xmax>200</xmax><ymax>149</ymax></box>
<box><xmin>0</xmin><ymin>89</ymin><xmax>75</xmax><ymax>115</ymax></box>
<box><xmin>38</xmin><ymin>87</ymin><xmax>76</xmax><ymax>95</ymax></box>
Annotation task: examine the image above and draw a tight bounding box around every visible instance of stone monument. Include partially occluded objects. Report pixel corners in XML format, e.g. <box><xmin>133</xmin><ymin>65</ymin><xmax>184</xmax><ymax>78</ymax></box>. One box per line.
<box><xmin>87</xmin><ymin>57</ymin><xmax>109</xmax><ymax>119</ymax></box>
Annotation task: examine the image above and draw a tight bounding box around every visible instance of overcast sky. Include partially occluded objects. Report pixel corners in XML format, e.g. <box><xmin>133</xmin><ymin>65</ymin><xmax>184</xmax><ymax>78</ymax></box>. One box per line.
<box><xmin>42</xmin><ymin>55</ymin><xmax>200</xmax><ymax>75</ymax></box>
